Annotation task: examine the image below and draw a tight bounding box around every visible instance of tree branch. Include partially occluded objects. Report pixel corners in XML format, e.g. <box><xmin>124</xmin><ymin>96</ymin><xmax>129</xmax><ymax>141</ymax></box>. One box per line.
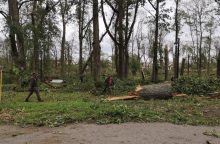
<box><xmin>143</xmin><ymin>7</ymin><xmax>155</xmax><ymax>18</ymax></box>
<box><xmin>18</xmin><ymin>0</ymin><xmax>32</xmax><ymax>10</ymax></box>
<box><xmin>99</xmin><ymin>11</ymin><xmax>115</xmax><ymax>42</ymax></box>
<box><xmin>82</xmin><ymin>17</ymin><xmax>93</xmax><ymax>30</ymax></box>
<box><xmin>127</xmin><ymin>0</ymin><xmax>140</xmax><ymax>43</ymax></box>
<box><xmin>101</xmin><ymin>0</ymin><xmax>119</xmax><ymax>46</ymax></box>
<box><xmin>148</xmin><ymin>0</ymin><xmax>156</xmax><ymax>10</ymax></box>
<box><xmin>105</xmin><ymin>0</ymin><xmax>118</xmax><ymax>13</ymax></box>
<box><xmin>0</xmin><ymin>10</ymin><xmax>8</xmax><ymax>19</ymax></box>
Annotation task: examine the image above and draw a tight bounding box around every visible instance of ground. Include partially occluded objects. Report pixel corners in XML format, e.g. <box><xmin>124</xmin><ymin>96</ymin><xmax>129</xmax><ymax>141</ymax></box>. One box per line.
<box><xmin>0</xmin><ymin>123</ymin><xmax>220</xmax><ymax>144</ymax></box>
<box><xmin>0</xmin><ymin>91</ymin><xmax>220</xmax><ymax>143</ymax></box>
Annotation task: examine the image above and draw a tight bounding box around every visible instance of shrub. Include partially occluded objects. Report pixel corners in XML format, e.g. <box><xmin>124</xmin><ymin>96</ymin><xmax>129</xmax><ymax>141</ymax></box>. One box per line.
<box><xmin>172</xmin><ymin>76</ymin><xmax>220</xmax><ymax>95</ymax></box>
<box><xmin>2</xmin><ymin>84</ymin><xmax>17</xmax><ymax>92</ymax></box>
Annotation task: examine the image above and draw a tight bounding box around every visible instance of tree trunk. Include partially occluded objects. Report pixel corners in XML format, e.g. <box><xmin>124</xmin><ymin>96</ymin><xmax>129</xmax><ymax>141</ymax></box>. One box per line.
<box><xmin>7</xmin><ymin>0</ymin><xmax>26</xmax><ymax>68</ymax></box>
<box><xmin>31</xmin><ymin>1</ymin><xmax>39</xmax><ymax>72</ymax></box>
<box><xmin>195</xmin><ymin>18</ymin><xmax>199</xmax><ymax>74</ymax></box>
<box><xmin>207</xmin><ymin>31</ymin><xmax>212</xmax><ymax>76</ymax></box>
<box><xmin>151</xmin><ymin>0</ymin><xmax>159</xmax><ymax>82</ymax></box>
<box><xmin>217</xmin><ymin>51</ymin><xmax>220</xmax><ymax>79</ymax></box>
<box><xmin>198</xmin><ymin>15</ymin><xmax>203</xmax><ymax>76</ymax></box>
<box><xmin>164</xmin><ymin>46</ymin><xmax>169</xmax><ymax>81</ymax></box>
<box><xmin>188</xmin><ymin>55</ymin><xmax>190</xmax><ymax>76</ymax></box>
<box><xmin>137</xmin><ymin>83</ymin><xmax>173</xmax><ymax>100</ymax></box>
<box><xmin>78</xmin><ymin>0</ymin><xmax>85</xmax><ymax>77</ymax></box>
<box><xmin>114</xmin><ymin>19</ymin><xmax>119</xmax><ymax>76</ymax></box>
<box><xmin>118</xmin><ymin>0</ymin><xmax>125</xmax><ymax>79</ymax></box>
<box><xmin>92</xmin><ymin>0</ymin><xmax>101</xmax><ymax>82</ymax></box>
<box><xmin>124</xmin><ymin>1</ymin><xmax>129</xmax><ymax>79</ymax></box>
<box><xmin>174</xmin><ymin>0</ymin><xmax>179</xmax><ymax>79</ymax></box>
<box><xmin>180</xmin><ymin>58</ymin><xmax>186</xmax><ymax>76</ymax></box>
<box><xmin>60</xmin><ymin>0</ymin><xmax>67</xmax><ymax>77</ymax></box>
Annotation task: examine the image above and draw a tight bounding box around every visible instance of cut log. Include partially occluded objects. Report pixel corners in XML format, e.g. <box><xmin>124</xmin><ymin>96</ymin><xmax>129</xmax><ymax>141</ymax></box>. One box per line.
<box><xmin>173</xmin><ymin>93</ymin><xmax>188</xmax><ymax>97</ymax></box>
<box><xmin>106</xmin><ymin>95</ymin><xmax>141</xmax><ymax>101</ymax></box>
<box><xmin>136</xmin><ymin>83</ymin><xmax>173</xmax><ymax>100</ymax></box>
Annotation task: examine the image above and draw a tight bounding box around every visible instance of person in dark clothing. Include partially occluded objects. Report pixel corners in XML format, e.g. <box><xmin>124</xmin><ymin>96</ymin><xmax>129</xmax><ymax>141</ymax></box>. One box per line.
<box><xmin>25</xmin><ymin>73</ymin><xmax>43</xmax><ymax>102</ymax></box>
<box><xmin>103</xmin><ymin>75</ymin><xmax>114</xmax><ymax>93</ymax></box>
<box><xmin>80</xmin><ymin>74</ymin><xmax>84</xmax><ymax>83</ymax></box>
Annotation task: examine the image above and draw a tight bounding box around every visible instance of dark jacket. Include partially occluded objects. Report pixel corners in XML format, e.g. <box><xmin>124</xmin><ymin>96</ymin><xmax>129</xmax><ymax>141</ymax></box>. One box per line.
<box><xmin>29</xmin><ymin>77</ymin><xmax>38</xmax><ymax>90</ymax></box>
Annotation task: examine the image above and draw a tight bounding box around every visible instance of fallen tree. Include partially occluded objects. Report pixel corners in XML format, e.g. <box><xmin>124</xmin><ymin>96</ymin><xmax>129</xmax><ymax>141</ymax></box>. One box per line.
<box><xmin>134</xmin><ymin>83</ymin><xmax>173</xmax><ymax>100</ymax></box>
<box><xmin>106</xmin><ymin>82</ymin><xmax>188</xmax><ymax>101</ymax></box>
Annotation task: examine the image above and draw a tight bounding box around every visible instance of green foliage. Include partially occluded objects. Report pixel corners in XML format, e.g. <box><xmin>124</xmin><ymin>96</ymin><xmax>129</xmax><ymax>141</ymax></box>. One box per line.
<box><xmin>129</xmin><ymin>55</ymin><xmax>141</xmax><ymax>76</ymax></box>
<box><xmin>172</xmin><ymin>76</ymin><xmax>220</xmax><ymax>95</ymax></box>
<box><xmin>2</xmin><ymin>84</ymin><xmax>17</xmax><ymax>91</ymax></box>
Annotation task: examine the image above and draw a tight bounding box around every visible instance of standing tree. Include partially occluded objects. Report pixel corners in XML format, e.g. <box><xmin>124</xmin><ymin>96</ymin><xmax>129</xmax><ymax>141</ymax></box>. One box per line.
<box><xmin>59</xmin><ymin>0</ymin><xmax>72</xmax><ymax>77</ymax></box>
<box><xmin>101</xmin><ymin>0</ymin><xmax>140</xmax><ymax>79</ymax></box>
<box><xmin>92</xmin><ymin>0</ymin><xmax>101</xmax><ymax>82</ymax></box>
<box><xmin>0</xmin><ymin>0</ymin><xmax>26</xmax><ymax>69</ymax></box>
<box><xmin>164</xmin><ymin>45</ymin><xmax>169</xmax><ymax>80</ymax></box>
<box><xmin>174</xmin><ymin>0</ymin><xmax>180</xmax><ymax>79</ymax></box>
<box><xmin>145</xmin><ymin>0</ymin><xmax>171</xmax><ymax>82</ymax></box>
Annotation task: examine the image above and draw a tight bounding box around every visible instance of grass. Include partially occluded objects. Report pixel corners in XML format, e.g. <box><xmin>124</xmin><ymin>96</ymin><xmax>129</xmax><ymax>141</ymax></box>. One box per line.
<box><xmin>0</xmin><ymin>91</ymin><xmax>220</xmax><ymax>127</ymax></box>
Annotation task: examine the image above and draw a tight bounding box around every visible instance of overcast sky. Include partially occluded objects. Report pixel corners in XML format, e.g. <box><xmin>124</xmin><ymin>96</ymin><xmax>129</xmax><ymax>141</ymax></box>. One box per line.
<box><xmin>0</xmin><ymin>0</ymin><xmax>220</xmax><ymax>59</ymax></box>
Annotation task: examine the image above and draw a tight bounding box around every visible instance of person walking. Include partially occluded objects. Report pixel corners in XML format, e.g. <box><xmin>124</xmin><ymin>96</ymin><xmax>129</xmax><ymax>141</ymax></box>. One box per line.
<box><xmin>103</xmin><ymin>75</ymin><xmax>114</xmax><ymax>93</ymax></box>
<box><xmin>25</xmin><ymin>72</ymin><xmax>43</xmax><ymax>102</ymax></box>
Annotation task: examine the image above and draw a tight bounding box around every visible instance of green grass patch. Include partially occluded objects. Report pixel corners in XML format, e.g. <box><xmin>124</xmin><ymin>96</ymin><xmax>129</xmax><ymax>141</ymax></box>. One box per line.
<box><xmin>203</xmin><ymin>130</ymin><xmax>220</xmax><ymax>138</ymax></box>
<box><xmin>0</xmin><ymin>91</ymin><xmax>220</xmax><ymax>127</ymax></box>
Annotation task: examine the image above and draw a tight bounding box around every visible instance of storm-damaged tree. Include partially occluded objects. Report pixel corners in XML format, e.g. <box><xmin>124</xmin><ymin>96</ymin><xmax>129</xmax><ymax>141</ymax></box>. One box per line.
<box><xmin>143</xmin><ymin>0</ymin><xmax>171</xmax><ymax>82</ymax></box>
<box><xmin>101</xmin><ymin>0</ymin><xmax>141</xmax><ymax>79</ymax></box>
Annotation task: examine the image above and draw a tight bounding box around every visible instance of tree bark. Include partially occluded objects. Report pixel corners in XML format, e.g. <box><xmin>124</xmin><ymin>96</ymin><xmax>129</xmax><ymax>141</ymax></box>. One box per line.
<box><xmin>151</xmin><ymin>0</ymin><xmax>159</xmax><ymax>82</ymax></box>
<box><xmin>78</xmin><ymin>0</ymin><xmax>85</xmax><ymax>76</ymax></box>
<box><xmin>180</xmin><ymin>58</ymin><xmax>186</xmax><ymax>76</ymax></box>
<box><xmin>60</xmin><ymin>0</ymin><xmax>68</xmax><ymax>77</ymax></box>
<box><xmin>217</xmin><ymin>51</ymin><xmax>220</xmax><ymax>79</ymax></box>
<box><xmin>198</xmin><ymin>14</ymin><xmax>203</xmax><ymax>76</ymax></box>
<box><xmin>118</xmin><ymin>0</ymin><xmax>125</xmax><ymax>79</ymax></box>
<box><xmin>7</xmin><ymin>0</ymin><xmax>26</xmax><ymax>69</ymax></box>
<box><xmin>92</xmin><ymin>0</ymin><xmax>101</xmax><ymax>82</ymax></box>
<box><xmin>207</xmin><ymin>31</ymin><xmax>212</xmax><ymax>76</ymax></box>
<box><xmin>164</xmin><ymin>46</ymin><xmax>169</xmax><ymax>81</ymax></box>
<box><xmin>174</xmin><ymin>0</ymin><xmax>179</xmax><ymax>79</ymax></box>
<box><xmin>137</xmin><ymin>83</ymin><xmax>173</xmax><ymax>100</ymax></box>
<box><xmin>31</xmin><ymin>1</ymin><xmax>39</xmax><ymax>72</ymax></box>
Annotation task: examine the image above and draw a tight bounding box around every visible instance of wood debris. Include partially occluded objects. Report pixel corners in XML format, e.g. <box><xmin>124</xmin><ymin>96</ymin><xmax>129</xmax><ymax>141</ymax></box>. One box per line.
<box><xmin>106</xmin><ymin>95</ymin><xmax>141</xmax><ymax>101</ymax></box>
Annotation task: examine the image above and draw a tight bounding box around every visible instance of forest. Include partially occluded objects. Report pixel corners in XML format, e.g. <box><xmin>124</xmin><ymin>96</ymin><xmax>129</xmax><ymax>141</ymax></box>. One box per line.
<box><xmin>0</xmin><ymin>0</ymin><xmax>219</xmax><ymax>83</ymax></box>
<box><xmin>0</xmin><ymin>0</ymin><xmax>220</xmax><ymax>130</ymax></box>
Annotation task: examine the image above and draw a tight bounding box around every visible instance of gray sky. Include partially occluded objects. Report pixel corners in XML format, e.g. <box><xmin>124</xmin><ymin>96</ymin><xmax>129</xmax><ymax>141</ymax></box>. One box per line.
<box><xmin>0</xmin><ymin>0</ymin><xmax>220</xmax><ymax>60</ymax></box>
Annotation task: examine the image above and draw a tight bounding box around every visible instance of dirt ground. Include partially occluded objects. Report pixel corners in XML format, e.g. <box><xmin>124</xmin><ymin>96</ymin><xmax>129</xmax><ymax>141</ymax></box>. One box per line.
<box><xmin>0</xmin><ymin>123</ymin><xmax>220</xmax><ymax>144</ymax></box>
